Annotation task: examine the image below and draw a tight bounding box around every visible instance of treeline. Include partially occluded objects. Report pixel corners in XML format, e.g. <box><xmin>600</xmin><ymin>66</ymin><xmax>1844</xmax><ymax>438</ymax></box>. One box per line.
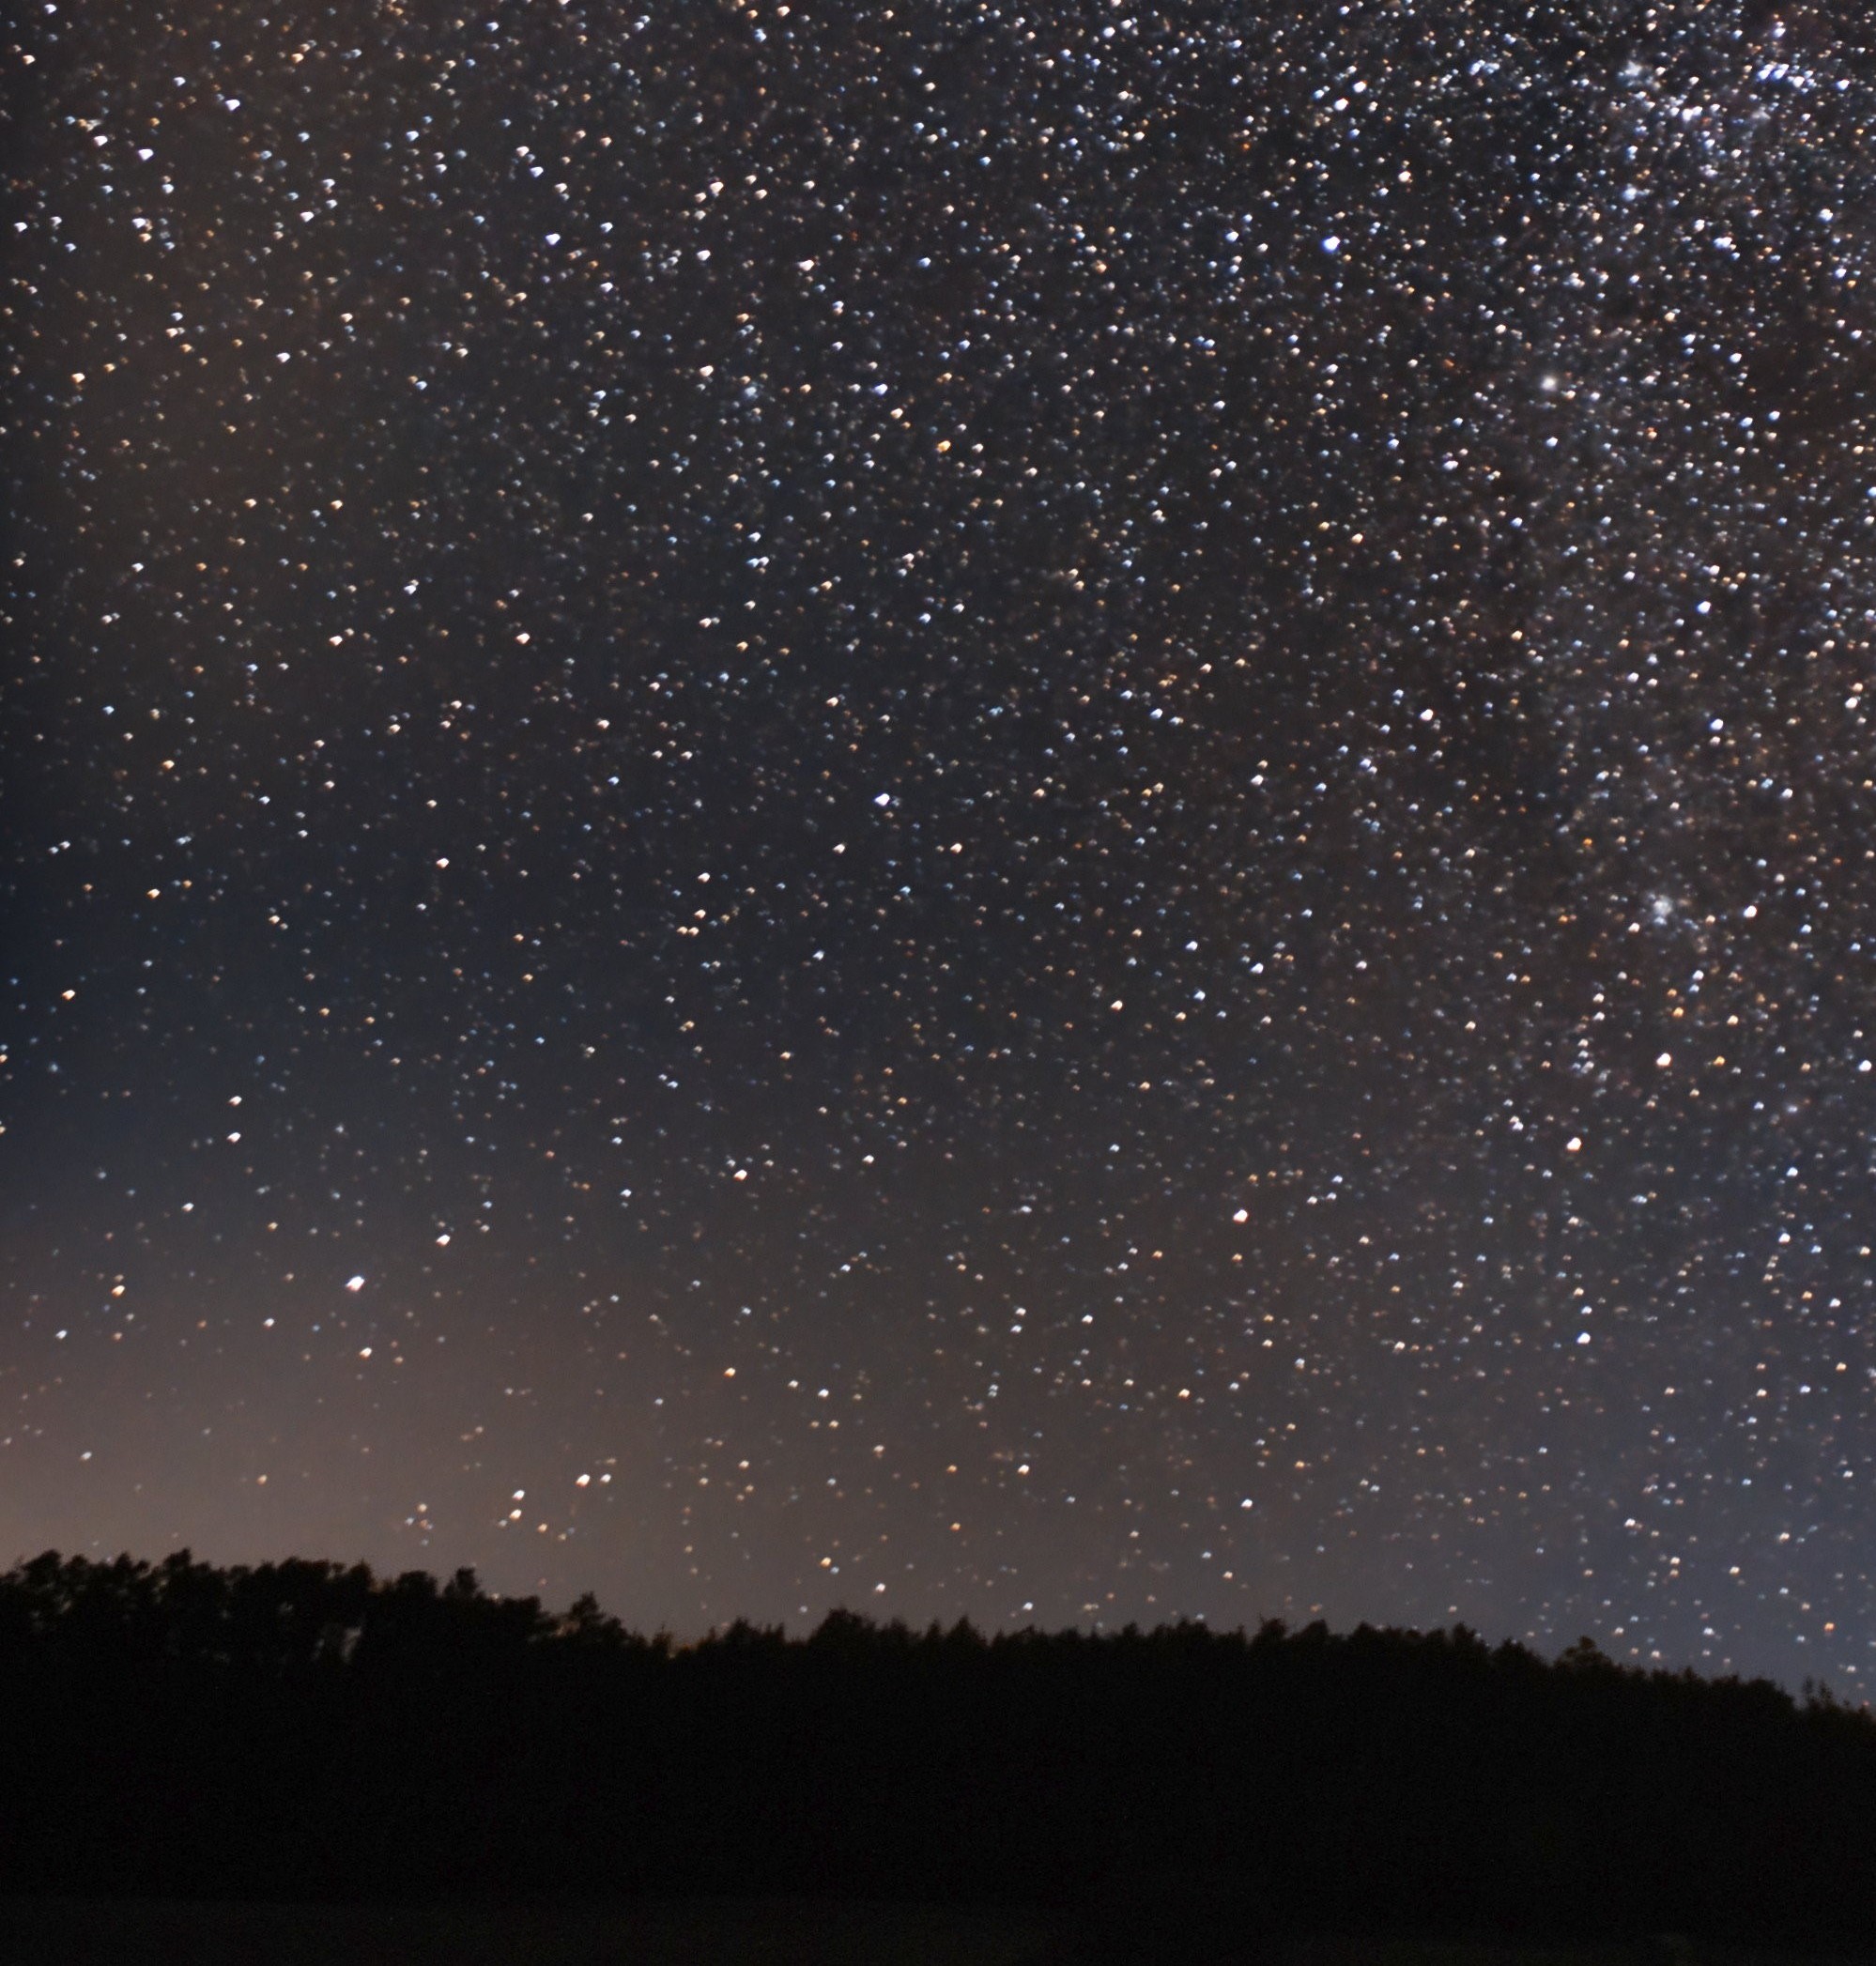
<box><xmin>3</xmin><ymin>1550</ymin><xmax>1873</xmax><ymax>1949</ymax></box>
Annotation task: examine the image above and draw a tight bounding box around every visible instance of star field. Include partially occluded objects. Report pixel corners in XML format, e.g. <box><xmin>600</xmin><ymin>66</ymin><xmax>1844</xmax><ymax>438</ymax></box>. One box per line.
<box><xmin>8</xmin><ymin>0</ymin><xmax>1876</xmax><ymax>1688</ymax></box>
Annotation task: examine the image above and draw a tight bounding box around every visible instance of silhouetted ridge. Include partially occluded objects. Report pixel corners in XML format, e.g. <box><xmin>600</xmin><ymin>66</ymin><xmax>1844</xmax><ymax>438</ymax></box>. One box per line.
<box><xmin>1</xmin><ymin>1550</ymin><xmax>1870</xmax><ymax>1950</ymax></box>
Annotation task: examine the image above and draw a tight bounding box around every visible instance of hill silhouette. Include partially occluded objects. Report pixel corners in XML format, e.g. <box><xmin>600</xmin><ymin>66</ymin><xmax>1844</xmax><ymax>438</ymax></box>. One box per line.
<box><xmin>1</xmin><ymin>1551</ymin><xmax>1870</xmax><ymax>1953</ymax></box>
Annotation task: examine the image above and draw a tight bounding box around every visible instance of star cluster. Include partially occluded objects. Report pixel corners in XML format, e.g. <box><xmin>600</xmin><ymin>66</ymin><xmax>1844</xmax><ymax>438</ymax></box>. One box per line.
<box><xmin>8</xmin><ymin>0</ymin><xmax>1876</xmax><ymax>1687</ymax></box>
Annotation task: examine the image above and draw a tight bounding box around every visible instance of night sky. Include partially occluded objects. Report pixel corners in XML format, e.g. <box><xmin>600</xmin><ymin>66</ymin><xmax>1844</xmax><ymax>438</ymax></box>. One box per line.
<box><xmin>8</xmin><ymin>0</ymin><xmax>1876</xmax><ymax>1691</ymax></box>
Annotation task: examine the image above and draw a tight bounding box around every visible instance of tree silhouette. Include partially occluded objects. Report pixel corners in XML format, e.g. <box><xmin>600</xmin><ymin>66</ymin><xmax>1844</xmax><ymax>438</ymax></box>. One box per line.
<box><xmin>0</xmin><ymin>1548</ymin><xmax>1870</xmax><ymax>1951</ymax></box>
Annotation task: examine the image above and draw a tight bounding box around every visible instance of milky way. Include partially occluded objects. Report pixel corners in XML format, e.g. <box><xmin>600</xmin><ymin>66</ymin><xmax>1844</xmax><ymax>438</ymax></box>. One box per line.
<box><xmin>8</xmin><ymin>0</ymin><xmax>1876</xmax><ymax>1688</ymax></box>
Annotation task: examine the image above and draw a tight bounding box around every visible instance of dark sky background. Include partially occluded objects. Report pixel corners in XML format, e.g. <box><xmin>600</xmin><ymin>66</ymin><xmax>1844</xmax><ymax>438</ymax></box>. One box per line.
<box><xmin>8</xmin><ymin>0</ymin><xmax>1876</xmax><ymax>1690</ymax></box>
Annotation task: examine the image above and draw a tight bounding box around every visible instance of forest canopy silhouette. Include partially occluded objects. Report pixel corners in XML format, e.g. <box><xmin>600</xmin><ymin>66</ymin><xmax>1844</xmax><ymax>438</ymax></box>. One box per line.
<box><xmin>3</xmin><ymin>1550</ymin><xmax>1872</xmax><ymax>1949</ymax></box>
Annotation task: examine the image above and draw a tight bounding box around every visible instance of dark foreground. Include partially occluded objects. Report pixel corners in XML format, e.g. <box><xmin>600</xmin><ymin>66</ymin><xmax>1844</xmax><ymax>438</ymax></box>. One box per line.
<box><xmin>0</xmin><ymin>1897</ymin><xmax>1040</xmax><ymax>1966</ymax></box>
<box><xmin>0</xmin><ymin>1911</ymin><xmax>1863</xmax><ymax>1966</ymax></box>
<box><xmin>7</xmin><ymin>1554</ymin><xmax>1876</xmax><ymax>1952</ymax></box>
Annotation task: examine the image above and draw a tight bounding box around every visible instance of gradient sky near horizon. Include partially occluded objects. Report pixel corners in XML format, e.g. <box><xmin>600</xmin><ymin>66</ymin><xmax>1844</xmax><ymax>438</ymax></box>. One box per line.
<box><xmin>8</xmin><ymin>0</ymin><xmax>1876</xmax><ymax>1689</ymax></box>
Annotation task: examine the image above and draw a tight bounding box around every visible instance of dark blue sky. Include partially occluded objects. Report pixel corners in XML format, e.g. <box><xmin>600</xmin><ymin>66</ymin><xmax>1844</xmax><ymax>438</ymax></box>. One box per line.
<box><xmin>8</xmin><ymin>0</ymin><xmax>1876</xmax><ymax>1690</ymax></box>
